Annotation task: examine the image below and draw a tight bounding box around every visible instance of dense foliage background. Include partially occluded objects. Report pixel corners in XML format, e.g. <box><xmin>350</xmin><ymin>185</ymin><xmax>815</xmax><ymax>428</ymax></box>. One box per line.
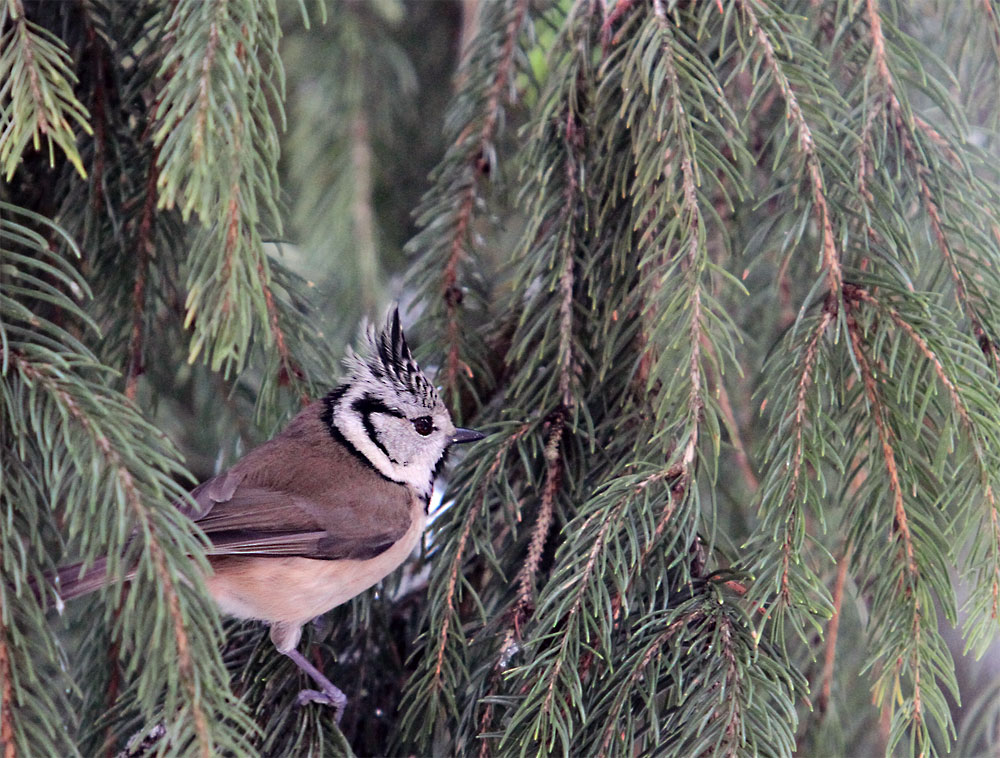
<box><xmin>4</xmin><ymin>0</ymin><xmax>1000</xmax><ymax>756</ymax></box>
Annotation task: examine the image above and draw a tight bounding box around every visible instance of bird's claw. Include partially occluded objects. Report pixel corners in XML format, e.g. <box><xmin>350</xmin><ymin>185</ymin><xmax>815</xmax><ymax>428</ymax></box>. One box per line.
<box><xmin>296</xmin><ymin>687</ymin><xmax>346</xmax><ymax>723</ymax></box>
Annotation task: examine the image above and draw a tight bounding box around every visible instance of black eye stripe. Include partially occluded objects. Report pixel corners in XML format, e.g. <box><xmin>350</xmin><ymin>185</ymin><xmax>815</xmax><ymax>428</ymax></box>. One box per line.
<box><xmin>351</xmin><ymin>395</ymin><xmax>405</xmax><ymax>419</ymax></box>
<box><xmin>351</xmin><ymin>395</ymin><xmax>403</xmax><ymax>463</ymax></box>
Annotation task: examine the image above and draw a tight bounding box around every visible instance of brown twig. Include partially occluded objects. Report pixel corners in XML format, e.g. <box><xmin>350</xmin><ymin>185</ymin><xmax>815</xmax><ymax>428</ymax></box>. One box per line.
<box><xmin>431</xmin><ymin>427</ymin><xmax>528</xmax><ymax>685</ymax></box>
<box><xmin>846</xmin><ymin>318</ymin><xmax>916</xmax><ymax>576</ymax></box>
<box><xmin>513</xmin><ymin>421</ymin><xmax>563</xmax><ymax>611</ymax></box>
<box><xmin>193</xmin><ymin>16</ymin><xmax>220</xmax><ymax>163</ymax></box>
<box><xmin>817</xmin><ymin>543</ymin><xmax>851</xmax><ymax>716</ymax></box>
<box><xmin>1</xmin><ymin>625</ymin><xmax>14</xmax><ymax>758</ymax></box>
<box><xmin>597</xmin><ymin>610</ymin><xmax>705</xmax><ymax>757</ymax></box>
<box><xmin>255</xmin><ymin>258</ymin><xmax>307</xmax><ymax>405</ymax></box>
<box><xmin>864</xmin><ymin>0</ymin><xmax>999</xmax><ymax>377</ymax></box>
<box><xmin>737</xmin><ymin>0</ymin><xmax>843</xmax><ymax>297</ymax></box>
<box><xmin>600</xmin><ymin>0</ymin><xmax>635</xmax><ymax>55</ymax></box>
<box><xmin>126</xmin><ymin>149</ymin><xmax>160</xmax><ymax>401</ymax></box>
<box><xmin>13</xmin><ymin>356</ymin><xmax>213</xmax><ymax>758</ymax></box>
<box><xmin>440</xmin><ymin>0</ymin><xmax>528</xmax><ymax>410</ymax></box>
<box><xmin>847</xmin><ymin>283</ymin><xmax>1000</xmax><ymax>613</ymax></box>
<box><xmin>777</xmin><ymin>306</ymin><xmax>835</xmax><ymax>604</ymax></box>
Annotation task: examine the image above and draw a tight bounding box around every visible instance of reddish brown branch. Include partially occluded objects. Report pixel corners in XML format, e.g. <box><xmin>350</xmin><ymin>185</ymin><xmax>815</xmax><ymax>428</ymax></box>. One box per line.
<box><xmin>600</xmin><ymin>0</ymin><xmax>635</xmax><ymax>55</ymax></box>
<box><xmin>13</xmin><ymin>356</ymin><xmax>212</xmax><ymax>758</ymax></box>
<box><xmin>255</xmin><ymin>258</ymin><xmax>307</xmax><ymax>404</ymax></box>
<box><xmin>845</xmin><ymin>308</ymin><xmax>925</xmax><ymax>741</ymax></box>
<box><xmin>778</xmin><ymin>306</ymin><xmax>835</xmax><ymax>604</ymax></box>
<box><xmin>737</xmin><ymin>0</ymin><xmax>843</xmax><ymax>297</ymax></box>
<box><xmin>432</xmin><ymin>427</ymin><xmax>528</xmax><ymax>685</ymax></box>
<box><xmin>126</xmin><ymin>149</ymin><xmax>160</xmax><ymax>401</ymax></box>
<box><xmin>193</xmin><ymin>19</ymin><xmax>220</xmax><ymax>162</ymax></box>
<box><xmin>847</xmin><ymin>283</ymin><xmax>1000</xmax><ymax>613</ymax></box>
<box><xmin>1</xmin><ymin>625</ymin><xmax>14</xmax><ymax>758</ymax></box>
<box><xmin>439</xmin><ymin>0</ymin><xmax>528</xmax><ymax>409</ymax></box>
<box><xmin>513</xmin><ymin>422</ymin><xmax>563</xmax><ymax>610</ymax></box>
<box><xmin>597</xmin><ymin>610</ymin><xmax>705</xmax><ymax>757</ymax></box>
<box><xmin>864</xmin><ymin>0</ymin><xmax>996</xmax><ymax>374</ymax></box>
<box><xmin>846</xmin><ymin>320</ymin><xmax>916</xmax><ymax>575</ymax></box>
<box><xmin>818</xmin><ymin>544</ymin><xmax>851</xmax><ymax>716</ymax></box>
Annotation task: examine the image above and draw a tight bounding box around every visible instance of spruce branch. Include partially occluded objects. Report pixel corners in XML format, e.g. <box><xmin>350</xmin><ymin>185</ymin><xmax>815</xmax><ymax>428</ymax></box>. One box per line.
<box><xmin>735</xmin><ymin>0</ymin><xmax>844</xmax><ymax>298</ymax></box>
<box><xmin>125</xmin><ymin>148</ymin><xmax>159</xmax><ymax>401</ymax></box>
<box><xmin>0</xmin><ymin>0</ymin><xmax>92</xmax><ymax>179</ymax></box>
<box><xmin>407</xmin><ymin>0</ymin><xmax>530</xmax><ymax>418</ymax></box>
<box><xmin>0</xmin><ymin>628</ymin><xmax>13</xmax><ymax>758</ymax></box>
<box><xmin>842</xmin><ymin>301</ymin><xmax>959</xmax><ymax>754</ymax></box>
<box><xmin>13</xmin><ymin>354</ymin><xmax>215</xmax><ymax>758</ymax></box>
<box><xmin>817</xmin><ymin>543</ymin><xmax>851</xmax><ymax>718</ymax></box>
<box><xmin>439</xmin><ymin>0</ymin><xmax>528</xmax><ymax>410</ymax></box>
<box><xmin>153</xmin><ymin>0</ymin><xmax>285</xmax><ymax>373</ymax></box>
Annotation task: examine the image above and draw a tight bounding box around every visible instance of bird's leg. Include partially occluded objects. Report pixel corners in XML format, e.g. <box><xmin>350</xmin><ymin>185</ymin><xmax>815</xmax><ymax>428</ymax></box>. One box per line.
<box><xmin>282</xmin><ymin>648</ymin><xmax>347</xmax><ymax>723</ymax></box>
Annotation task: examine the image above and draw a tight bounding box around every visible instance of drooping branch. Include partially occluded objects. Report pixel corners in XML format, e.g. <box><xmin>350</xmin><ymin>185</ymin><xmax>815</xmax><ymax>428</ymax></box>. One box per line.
<box><xmin>0</xmin><ymin>625</ymin><xmax>13</xmax><ymax>758</ymax></box>
<box><xmin>736</xmin><ymin>0</ymin><xmax>843</xmax><ymax>297</ymax></box>
<box><xmin>12</xmin><ymin>355</ymin><xmax>213</xmax><ymax>758</ymax></box>
<box><xmin>596</xmin><ymin>610</ymin><xmax>704</xmax><ymax>757</ymax></box>
<box><xmin>126</xmin><ymin>149</ymin><xmax>160</xmax><ymax>401</ymax></box>
<box><xmin>863</xmin><ymin>0</ymin><xmax>999</xmax><ymax>375</ymax></box>
<box><xmin>817</xmin><ymin>543</ymin><xmax>851</xmax><ymax>717</ymax></box>
<box><xmin>777</xmin><ymin>305</ymin><xmax>835</xmax><ymax>605</ymax></box>
<box><xmin>437</xmin><ymin>0</ymin><xmax>529</xmax><ymax>410</ymax></box>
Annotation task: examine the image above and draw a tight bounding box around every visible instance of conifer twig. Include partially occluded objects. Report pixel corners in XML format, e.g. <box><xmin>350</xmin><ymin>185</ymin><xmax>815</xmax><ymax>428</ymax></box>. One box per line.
<box><xmin>440</xmin><ymin>0</ymin><xmax>528</xmax><ymax>408</ymax></box>
<box><xmin>597</xmin><ymin>610</ymin><xmax>705</xmax><ymax>757</ymax></box>
<box><xmin>126</xmin><ymin>150</ymin><xmax>160</xmax><ymax>401</ymax></box>
<box><xmin>1</xmin><ymin>626</ymin><xmax>14</xmax><ymax>758</ymax></box>
<box><xmin>864</xmin><ymin>0</ymin><xmax>998</xmax><ymax>375</ymax></box>
<box><xmin>736</xmin><ymin>0</ymin><xmax>843</xmax><ymax>297</ymax></box>
<box><xmin>818</xmin><ymin>543</ymin><xmax>851</xmax><ymax>716</ymax></box>
<box><xmin>431</xmin><ymin>427</ymin><xmax>527</xmax><ymax>685</ymax></box>
<box><xmin>13</xmin><ymin>356</ymin><xmax>214</xmax><ymax>758</ymax></box>
<box><xmin>778</xmin><ymin>306</ymin><xmax>834</xmax><ymax>605</ymax></box>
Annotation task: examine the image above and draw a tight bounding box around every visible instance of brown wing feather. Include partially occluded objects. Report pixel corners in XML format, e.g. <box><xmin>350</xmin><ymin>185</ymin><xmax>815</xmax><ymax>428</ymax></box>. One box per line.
<box><xmin>187</xmin><ymin>401</ymin><xmax>414</xmax><ymax>561</ymax></box>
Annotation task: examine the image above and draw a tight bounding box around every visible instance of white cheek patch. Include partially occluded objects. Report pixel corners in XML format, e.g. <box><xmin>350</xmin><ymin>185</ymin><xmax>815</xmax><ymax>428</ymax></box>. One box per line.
<box><xmin>332</xmin><ymin>387</ymin><xmax>444</xmax><ymax>500</ymax></box>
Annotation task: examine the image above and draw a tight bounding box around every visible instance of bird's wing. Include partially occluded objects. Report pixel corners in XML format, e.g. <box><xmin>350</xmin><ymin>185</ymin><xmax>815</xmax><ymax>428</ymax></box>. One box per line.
<box><xmin>188</xmin><ymin>475</ymin><xmax>414</xmax><ymax>562</ymax></box>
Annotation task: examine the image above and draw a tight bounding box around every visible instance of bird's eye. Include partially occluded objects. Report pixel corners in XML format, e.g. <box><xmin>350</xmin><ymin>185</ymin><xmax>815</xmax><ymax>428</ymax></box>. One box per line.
<box><xmin>412</xmin><ymin>416</ymin><xmax>434</xmax><ymax>436</ymax></box>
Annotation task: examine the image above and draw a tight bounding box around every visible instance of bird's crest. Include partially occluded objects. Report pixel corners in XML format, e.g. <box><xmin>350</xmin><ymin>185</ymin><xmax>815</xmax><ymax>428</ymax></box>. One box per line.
<box><xmin>343</xmin><ymin>308</ymin><xmax>439</xmax><ymax>409</ymax></box>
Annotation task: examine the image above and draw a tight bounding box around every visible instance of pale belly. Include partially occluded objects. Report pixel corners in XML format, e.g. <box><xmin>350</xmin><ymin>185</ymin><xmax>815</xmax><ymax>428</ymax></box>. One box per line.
<box><xmin>205</xmin><ymin>504</ymin><xmax>426</xmax><ymax>625</ymax></box>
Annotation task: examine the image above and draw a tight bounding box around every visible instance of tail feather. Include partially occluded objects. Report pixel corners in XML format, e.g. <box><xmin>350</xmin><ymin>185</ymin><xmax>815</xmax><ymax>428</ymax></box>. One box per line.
<box><xmin>33</xmin><ymin>560</ymin><xmax>138</xmax><ymax>612</ymax></box>
<box><xmin>53</xmin><ymin>559</ymin><xmax>112</xmax><ymax>602</ymax></box>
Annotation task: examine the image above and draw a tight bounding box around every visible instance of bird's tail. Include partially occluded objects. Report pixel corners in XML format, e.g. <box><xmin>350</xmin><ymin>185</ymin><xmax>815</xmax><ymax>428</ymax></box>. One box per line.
<box><xmin>37</xmin><ymin>559</ymin><xmax>136</xmax><ymax>610</ymax></box>
<box><xmin>52</xmin><ymin>559</ymin><xmax>112</xmax><ymax>601</ymax></box>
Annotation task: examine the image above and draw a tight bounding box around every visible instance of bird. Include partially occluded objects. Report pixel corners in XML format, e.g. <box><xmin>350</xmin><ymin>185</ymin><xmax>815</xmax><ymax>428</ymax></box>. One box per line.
<box><xmin>50</xmin><ymin>309</ymin><xmax>484</xmax><ymax>720</ymax></box>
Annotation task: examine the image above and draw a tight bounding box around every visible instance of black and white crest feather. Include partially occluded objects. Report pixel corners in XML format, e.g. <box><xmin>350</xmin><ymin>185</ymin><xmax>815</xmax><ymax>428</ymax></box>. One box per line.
<box><xmin>344</xmin><ymin>308</ymin><xmax>438</xmax><ymax>409</ymax></box>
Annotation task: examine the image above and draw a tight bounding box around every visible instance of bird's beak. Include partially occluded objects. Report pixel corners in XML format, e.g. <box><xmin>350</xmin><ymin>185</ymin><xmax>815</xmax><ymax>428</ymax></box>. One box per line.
<box><xmin>451</xmin><ymin>428</ymin><xmax>485</xmax><ymax>444</ymax></box>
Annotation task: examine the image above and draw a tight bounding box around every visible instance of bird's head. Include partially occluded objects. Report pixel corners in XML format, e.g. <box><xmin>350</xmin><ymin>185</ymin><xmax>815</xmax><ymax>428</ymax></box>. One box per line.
<box><xmin>328</xmin><ymin>309</ymin><xmax>483</xmax><ymax>498</ymax></box>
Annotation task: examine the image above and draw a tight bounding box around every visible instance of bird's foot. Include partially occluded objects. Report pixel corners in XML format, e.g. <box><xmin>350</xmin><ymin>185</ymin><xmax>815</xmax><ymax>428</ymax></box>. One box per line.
<box><xmin>283</xmin><ymin>647</ymin><xmax>348</xmax><ymax>724</ymax></box>
<box><xmin>296</xmin><ymin>686</ymin><xmax>347</xmax><ymax>721</ymax></box>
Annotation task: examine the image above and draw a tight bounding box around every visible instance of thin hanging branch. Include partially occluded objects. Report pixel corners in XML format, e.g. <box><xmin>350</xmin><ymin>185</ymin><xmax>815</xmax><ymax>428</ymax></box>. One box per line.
<box><xmin>736</xmin><ymin>0</ymin><xmax>843</xmax><ymax>297</ymax></box>
<box><xmin>439</xmin><ymin>0</ymin><xmax>529</xmax><ymax>409</ymax></box>
<box><xmin>126</xmin><ymin>149</ymin><xmax>160</xmax><ymax>401</ymax></box>
<box><xmin>0</xmin><ymin>626</ymin><xmax>13</xmax><ymax>758</ymax></box>
<box><xmin>818</xmin><ymin>543</ymin><xmax>851</xmax><ymax>717</ymax></box>
<box><xmin>12</xmin><ymin>355</ymin><xmax>214</xmax><ymax>758</ymax></box>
